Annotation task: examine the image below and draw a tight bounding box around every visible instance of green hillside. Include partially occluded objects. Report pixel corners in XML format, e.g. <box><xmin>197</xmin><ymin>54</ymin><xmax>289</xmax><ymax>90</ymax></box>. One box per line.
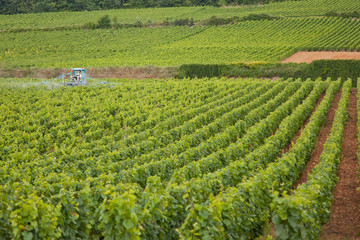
<box><xmin>1</xmin><ymin>17</ymin><xmax>360</xmax><ymax>68</ymax></box>
<box><xmin>1</xmin><ymin>0</ymin><xmax>360</xmax><ymax>70</ymax></box>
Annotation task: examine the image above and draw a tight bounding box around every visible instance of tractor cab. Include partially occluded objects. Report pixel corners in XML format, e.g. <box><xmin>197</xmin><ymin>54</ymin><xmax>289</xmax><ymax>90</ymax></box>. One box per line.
<box><xmin>66</xmin><ymin>68</ymin><xmax>87</xmax><ymax>86</ymax></box>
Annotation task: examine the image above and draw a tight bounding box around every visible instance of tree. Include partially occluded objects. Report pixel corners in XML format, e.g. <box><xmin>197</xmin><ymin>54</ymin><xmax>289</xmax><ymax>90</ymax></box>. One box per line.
<box><xmin>72</xmin><ymin>0</ymin><xmax>97</xmax><ymax>11</ymax></box>
<box><xmin>99</xmin><ymin>0</ymin><xmax>124</xmax><ymax>9</ymax></box>
<box><xmin>33</xmin><ymin>0</ymin><xmax>56</xmax><ymax>12</ymax></box>
<box><xmin>0</xmin><ymin>0</ymin><xmax>30</xmax><ymax>14</ymax></box>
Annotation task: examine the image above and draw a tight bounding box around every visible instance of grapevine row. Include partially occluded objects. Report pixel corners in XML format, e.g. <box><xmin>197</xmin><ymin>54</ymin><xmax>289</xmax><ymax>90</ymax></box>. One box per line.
<box><xmin>111</xmin><ymin>80</ymin><xmax>293</xmax><ymax>172</ymax></box>
<box><xmin>118</xmin><ymin>81</ymin><xmax>302</xmax><ymax>186</ymax></box>
<box><xmin>179</xmin><ymin>79</ymin><xmax>341</xmax><ymax>239</ymax></box>
<box><xmin>109</xmin><ymin>82</ymin><xmax>268</xmax><ymax>162</ymax></box>
<box><xmin>104</xmin><ymin>80</ymin><xmax>325</xmax><ymax>239</ymax></box>
<box><xmin>272</xmin><ymin>80</ymin><xmax>351</xmax><ymax>239</ymax></box>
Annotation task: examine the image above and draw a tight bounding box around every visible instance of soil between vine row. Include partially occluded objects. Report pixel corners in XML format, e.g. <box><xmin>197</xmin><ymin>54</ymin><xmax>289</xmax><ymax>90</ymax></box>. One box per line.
<box><xmin>263</xmin><ymin>90</ymin><xmax>329</xmax><ymax>239</ymax></box>
<box><xmin>292</xmin><ymin>90</ymin><xmax>342</xmax><ymax>189</ymax></box>
<box><xmin>320</xmin><ymin>89</ymin><xmax>360</xmax><ymax>240</ymax></box>
<box><xmin>266</xmin><ymin>88</ymin><xmax>341</xmax><ymax>239</ymax></box>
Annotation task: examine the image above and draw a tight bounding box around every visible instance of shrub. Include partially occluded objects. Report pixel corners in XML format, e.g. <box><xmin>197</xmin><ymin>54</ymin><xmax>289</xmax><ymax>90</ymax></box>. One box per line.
<box><xmin>242</xmin><ymin>13</ymin><xmax>280</xmax><ymax>21</ymax></box>
<box><xmin>179</xmin><ymin>64</ymin><xmax>229</xmax><ymax>78</ymax></box>
<box><xmin>84</xmin><ymin>21</ymin><xmax>97</xmax><ymax>30</ymax></box>
<box><xmin>303</xmin><ymin>60</ymin><xmax>360</xmax><ymax>87</ymax></box>
<box><xmin>173</xmin><ymin>18</ymin><xmax>194</xmax><ymax>26</ymax></box>
<box><xmin>325</xmin><ymin>11</ymin><xmax>360</xmax><ymax>18</ymax></box>
<box><xmin>97</xmin><ymin>14</ymin><xmax>112</xmax><ymax>29</ymax></box>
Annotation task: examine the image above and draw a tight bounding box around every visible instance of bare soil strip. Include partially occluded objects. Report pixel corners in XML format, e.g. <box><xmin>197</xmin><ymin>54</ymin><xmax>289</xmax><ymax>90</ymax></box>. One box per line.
<box><xmin>320</xmin><ymin>89</ymin><xmax>360</xmax><ymax>240</ymax></box>
<box><xmin>292</xmin><ymin>90</ymin><xmax>342</xmax><ymax>189</ymax></box>
<box><xmin>281</xmin><ymin>51</ymin><xmax>360</xmax><ymax>64</ymax></box>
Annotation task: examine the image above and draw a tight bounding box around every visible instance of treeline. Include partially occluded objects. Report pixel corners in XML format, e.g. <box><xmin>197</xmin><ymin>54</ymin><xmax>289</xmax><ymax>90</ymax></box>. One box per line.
<box><xmin>0</xmin><ymin>0</ymin><xmax>285</xmax><ymax>15</ymax></box>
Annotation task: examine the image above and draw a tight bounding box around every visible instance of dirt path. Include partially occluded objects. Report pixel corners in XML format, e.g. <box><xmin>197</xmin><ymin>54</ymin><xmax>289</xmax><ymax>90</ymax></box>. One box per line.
<box><xmin>281</xmin><ymin>51</ymin><xmax>360</xmax><ymax>64</ymax></box>
<box><xmin>320</xmin><ymin>89</ymin><xmax>360</xmax><ymax>240</ymax></box>
<box><xmin>292</xmin><ymin>90</ymin><xmax>342</xmax><ymax>189</ymax></box>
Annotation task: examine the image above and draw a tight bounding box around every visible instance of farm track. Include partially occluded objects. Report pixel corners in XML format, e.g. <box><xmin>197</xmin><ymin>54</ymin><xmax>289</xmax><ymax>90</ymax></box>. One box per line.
<box><xmin>320</xmin><ymin>89</ymin><xmax>360</xmax><ymax>240</ymax></box>
<box><xmin>292</xmin><ymin>90</ymin><xmax>341</xmax><ymax>189</ymax></box>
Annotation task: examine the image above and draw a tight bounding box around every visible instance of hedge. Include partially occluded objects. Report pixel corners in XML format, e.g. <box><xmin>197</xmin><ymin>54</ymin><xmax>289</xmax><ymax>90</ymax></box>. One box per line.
<box><xmin>179</xmin><ymin>60</ymin><xmax>360</xmax><ymax>86</ymax></box>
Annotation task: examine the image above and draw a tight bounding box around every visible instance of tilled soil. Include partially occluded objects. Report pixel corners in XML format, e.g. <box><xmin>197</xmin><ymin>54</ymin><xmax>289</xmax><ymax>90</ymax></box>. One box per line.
<box><xmin>281</xmin><ymin>51</ymin><xmax>360</xmax><ymax>64</ymax></box>
<box><xmin>320</xmin><ymin>89</ymin><xmax>360</xmax><ymax>240</ymax></box>
<box><xmin>292</xmin><ymin>90</ymin><xmax>342</xmax><ymax>189</ymax></box>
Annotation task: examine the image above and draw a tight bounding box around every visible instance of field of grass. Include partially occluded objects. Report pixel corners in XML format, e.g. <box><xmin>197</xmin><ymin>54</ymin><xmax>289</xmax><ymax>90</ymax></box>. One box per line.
<box><xmin>1</xmin><ymin>17</ymin><xmax>360</xmax><ymax>68</ymax></box>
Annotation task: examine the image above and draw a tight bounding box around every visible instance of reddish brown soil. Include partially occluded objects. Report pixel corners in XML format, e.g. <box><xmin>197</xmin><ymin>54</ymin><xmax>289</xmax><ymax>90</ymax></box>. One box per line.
<box><xmin>292</xmin><ymin>90</ymin><xmax>342</xmax><ymax>189</ymax></box>
<box><xmin>281</xmin><ymin>51</ymin><xmax>360</xmax><ymax>64</ymax></box>
<box><xmin>320</xmin><ymin>89</ymin><xmax>360</xmax><ymax>240</ymax></box>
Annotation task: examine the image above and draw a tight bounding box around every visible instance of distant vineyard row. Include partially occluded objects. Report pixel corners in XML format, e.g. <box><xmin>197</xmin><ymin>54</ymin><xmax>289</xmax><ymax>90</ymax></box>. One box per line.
<box><xmin>0</xmin><ymin>78</ymin><xmax>353</xmax><ymax>239</ymax></box>
<box><xmin>1</xmin><ymin>0</ymin><xmax>360</xmax><ymax>30</ymax></box>
<box><xmin>1</xmin><ymin>17</ymin><xmax>360</xmax><ymax>68</ymax></box>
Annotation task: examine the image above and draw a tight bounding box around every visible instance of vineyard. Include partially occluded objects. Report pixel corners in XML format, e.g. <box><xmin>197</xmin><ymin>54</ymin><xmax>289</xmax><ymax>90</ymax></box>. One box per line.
<box><xmin>2</xmin><ymin>17</ymin><xmax>360</xmax><ymax>68</ymax></box>
<box><xmin>0</xmin><ymin>77</ymin><xmax>358</xmax><ymax>239</ymax></box>
<box><xmin>1</xmin><ymin>0</ymin><xmax>360</xmax><ymax>69</ymax></box>
<box><xmin>2</xmin><ymin>0</ymin><xmax>360</xmax><ymax>238</ymax></box>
